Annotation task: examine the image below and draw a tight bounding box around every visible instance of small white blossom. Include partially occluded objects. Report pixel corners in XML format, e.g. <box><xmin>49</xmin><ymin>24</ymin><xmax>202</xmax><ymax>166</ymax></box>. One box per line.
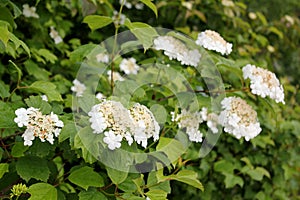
<box><xmin>242</xmin><ymin>64</ymin><xmax>285</xmax><ymax>104</ymax></box>
<box><xmin>22</xmin><ymin>4</ymin><xmax>39</xmax><ymax>18</ymax></box>
<box><xmin>218</xmin><ymin>97</ymin><xmax>261</xmax><ymax>141</ymax></box>
<box><xmin>196</xmin><ymin>30</ymin><xmax>232</xmax><ymax>55</ymax></box>
<box><xmin>119</xmin><ymin>57</ymin><xmax>140</xmax><ymax>75</ymax></box>
<box><xmin>182</xmin><ymin>2</ymin><xmax>193</xmax><ymax>10</ymax></box>
<box><xmin>129</xmin><ymin>103</ymin><xmax>160</xmax><ymax>148</ymax></box>
<box><xmin>96</xmin><ymin>92</ymin><xmax>106</xmax><ymax>101</ymax></box>
<box><xmin>120</xmin><ymin>0</ymin><xmax>144</xmax><ymax>10</ymax></box>
<box><xmin>14</xmin><ymin>107</ymin><xmax>64</xmax><ymax>146</ymax></box>
<box><xmin>135</xmin><ymin>3</ymin><xmax>144</xmax><ymax>10</ymax></box>
<box><xmin>103</xmin><ymin>130</ymin><xmax>123</xmax><ymax>150</ymax></box>
<box><xmin>49</xmin><ymin>26</ymin><xmax>63</xmax><ymax>44</ymax></box>
<box><xmin>207</xmin><ymin>113</ymin><xmax>219</xmax><ymax>134</ymax></box>
<box><xmin>172</xmin><ymin>109</ymin><xmax>205</xmax><ymax>143</ymax></box>
<box><xmin>41</xmin><ymin>95</ymin><xmax>48</xmax><ymax>102</ymax></box>
<box><xmin>71</xmin><ymin>79</ymin><xmax>86</xmax><ymax>97</ymax></box>
<box><xmin>107</xmin><ymin>70</ymin><xmax>125</xmax><ymax>82</ymax></box>
<box><xmin>153</xmin><ymin>36</ymin><xmax>201</xmax><ymax>67</ymax></box>
<box><xmin>112</xmin><ymin>10</ymin><xmax>126</xmax><ymax>26</ymax></box>
<box><xmin>96</xmin><ymin>53</ymin><xmax>109</xmax><ymax>63</ymax></box>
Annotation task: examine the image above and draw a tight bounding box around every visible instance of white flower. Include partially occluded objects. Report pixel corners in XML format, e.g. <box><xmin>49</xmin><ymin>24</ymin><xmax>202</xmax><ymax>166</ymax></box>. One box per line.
<box><xmin>135</xmin><ymin>3</ymin><xmax>144</xmax><ymax>10</ymax></box>
<box><xmin>96</xmin><ymin>92</ymin><xmax>106</xmax><ymax>100</ymax></box>
<box><xmin>14</xmin><ymin>108</ymin><xmax>30</xmax><ymax>127</ymax></box>
<box><xmin>196</xmin><ymin>30</ymin><xmax>232</xmax><ymax>55</ymax></box>
<box><xmin>112</xmin><ymin>10</ymin><xmax>126</xmax><ymax>26</ymax></box>
<box><xmin>218</xmin><ymin>97</ymin><xmax>261</xmax><ymax>141</ymax></box>
<box><xmin>71</xmin><ymin>79</ymin><xmax>86</xmax><ymax>97</ymax></box>
<box><xmin>153</xmin><ymin>36</ymin><xmax>201</xmax><ymax>67</ymax></box>
<box><xmin>206</xmin><ymin>113</ymin><xmax>219</xmax><ymax>134</ymax></box>
<box><xmin>182</xmin><ymin>2</ymin><xmax>193</xmax><ymax>10</ymax></box>
<box><xmin>172</xmin><ymin>109</ymin><xmax>205</xmax><ymax>142</ymax></box>
<box><xmin>119</xmin><ymin>57</ymin><xmax>140</xmax><ymax>75</ymax></box>
<box><xmin>22</xmin><ymin>4</ymin><xmax>39</xmax><ymax>18</ymax></box>
<box><xmin>242</xmin><ymin>64</ymin><xmax>285</xmax><ymax>104</ymax></box>
<box><xmin>14</xmin><ymin>107</ymin><xmax>64</xmax><ymax>146</ymax></box>
<box><xmin>120</xmin><ymin>0</ymin><xmax>144</xmax><ymax>10</ymax></box>
<box><xmin>88</xmin><ymin>101</ymin><xmax>135</xmax><ymax>149</ymax></box>
<box><xmin>41</xmin><ymin>95</ymin><xmax>48</xmax><ymax>102</ymax></box>
<box><xmin>49</xmin><ymin>26</ymin><xmax>63</xmax><ymax>44</ymax></box>
<box><xmin>96</xmin><ymin>53</ymin><xmax>109</xmax><ymax>63</ymax></box>
<box><xmin>107</xmin><ymin>70</ymin><xmax>125</xmax><ymax>82</ymax></box>
<box><xmin>120</xmin><ymin>0</ymin><xmax>132</xmax><ymax>9</ymax></box>
<box><xmin>88</xmin><ymin>104</ymin><xmax>108</xmax><ymax>134</ymax></box>
<box><xmin>103</xmin><ymin>130</ymin><xmax>123</xmax><ymax>150</ymax></box>
<box><xmin>129</xmin><ymin>103</ymin><xmax>160</xmax><ymax>148</ymax></box>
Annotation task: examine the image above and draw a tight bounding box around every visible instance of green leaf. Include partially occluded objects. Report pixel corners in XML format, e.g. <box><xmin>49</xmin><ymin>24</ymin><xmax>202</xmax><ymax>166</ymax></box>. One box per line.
<box><xmin>59</xmin><ymin>122</ymin><xmax>77</xmax><ymax>143</ymax></box>
<box><xmin>214</xmin><ymin>160</ymin><xmax>236</xmax><ymax>174</ymax></box>
<box><xmin>24</xmin><ymin>60</ymin><xmax>51</xmax><ymax>81</ymax></box>
<box><xmin>79</xmin><ymin>189</ymin><xmax>108</xmax><ymax>200</ymax></box>
<box><xmin>156</xmin><ymin>137</ymin><xmax>185</xmax><ymax>165</ymax></box>
<box><xmin>223</xmin><ymin>173</ymin><xmax>244</xmax><ymax>188</ymax></box>
<box><xmin>83</xmin><ymin>15</ymin><xmax>113</xmax><ymax>31</ymax></box>
<box><xmin>35</xmin><ymin>49</ymin><xmax>58</xmax><ymax>64</ymax></box>
<box><xmin>139</xmin><ymin>0</ymin><xmax>157</xmax><ymax>17</ymax></box>
<box><xmin>11</xmin><ymin>142</ymin><xmax>29</xmax><ymax>158</ymax></box>
<box><xmin>70</xmin><ymin>44</ymin><xmax>98</xmax><ymax>62</ymax></box>
<box><xmin>106</xmin><ymin>167</ymin><xmax>128</xmax><ymax>184</ymax></box>
<box><xmin>157</xmin><ymin>170</ymin><xmax>204</xmax><ymax>191</ymax></box>
<box><xmin>0</xmin><ymin>163</ymin><xmax>9</xmax><ymax>179</ymax></box>
<box><xmin>150</xmin><ymin>104</ymin><xmax>167</xmax><ymax>125</ymax></box>
<box><xmin>0</xmin><ymin>101</ymin><xmax>16</xmax><ymax>128</ymax></box>
<box><xmin>25</xmin><ymin>96</ymin><xmax>52</xmax><ymax>114</ymax></box>
<box><xmin>8</xmin><ymin>33</ymin><xmax>30</xmax><ymax>56</ymax></box>
<box><xmin>146</xmin><ymin>189</ymin><xmax>168</xmax><ymax>200</ymax></box>
<box><xmin>118</xmin><ymin>173</ymin><xmax>141</xmax><ymax>192</ymax></box>
<box><xmin>8</xmin><ymin>1</ymin><xmax>22</xmax><ymax>18</ymax></box>
<box><xmin>28</xmin><ymin>183</ymin><xmax>57</xmax><ymax>200</ymax></box>
<box><xmin>16</xmin><ymin>156</ymin><xmax>50</xmax><ymax>182</ymax></box>
<box><xmin>124</xmin><ymin>19</ymin><xmax>158</xmax><ymax>51</ymax></box>
<box><xmin>0</xmin><ymin>21</ymin><xmax>9</xmax><ymax>47</ymax></box>
<box><xmin>29</xmin><ymin>81</ymin><xmax>63</xmax><ymax>102</ymax></box>
<box><xmin>68</xmin><ymin>166</ymin><xmax>104</xmax><ymax>190</ymax></box>
<box><xmin>268</xmin><ymin>26</ymin><xmax>283</xmax><ymax>39</ymax></box>
<box><xmin>245</xmin><ymin>167</ymin><xmax>270</xmax><ymax>181</ymax></box>
<box><xmin>9</xmin><ymin>60</ymin><xmax>22</xmax><ymax>83</ymax></box>
<box><xmin>0</xmin><ymin>7</ymin><xmax>15</xmax><ymax>29</ymax></box>
<box><xmin>0</xmin><ymin>80</ymin><xmax>10</xmax><ymax>98</ymax></box>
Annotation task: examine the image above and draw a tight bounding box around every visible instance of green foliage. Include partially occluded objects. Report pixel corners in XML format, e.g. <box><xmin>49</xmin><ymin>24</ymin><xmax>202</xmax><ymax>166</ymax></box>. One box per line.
<box><xmin>0</xmin><ymin>0</ymin><xmax>299</xmax><ymax>199</ymax></box>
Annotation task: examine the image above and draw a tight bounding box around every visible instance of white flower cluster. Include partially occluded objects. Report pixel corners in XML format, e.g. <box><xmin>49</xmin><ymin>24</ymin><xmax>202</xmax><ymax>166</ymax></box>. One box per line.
<box><xmin>22</xmin><ymin>4</ymin><xmax>39</xmax><ymax>18</ymax></box>
<box><xmin>14</xmin><ymin>107</ymin><xmax>64</xmax><ymax>146</ymax></box>
<box><xmin>196</xmin><ymin>30</ymin><xmax>232</xmax><ymax>55</ymax></box>
<box><xmin>96</xmin><ymin>53</ymin><xmax>109</xmax><ymax>63</ymax></box>
<box><xmin>242</xmin><ymin>64</ymin><xmax>285</xmax><ymax>104</ymax></box>
<box><xmin>49</xmin><ymin>26</ymin><xmax>63</xmax><ymax>44</ymax></box>
<box><xmin>120</xmin><ymin>57</ymin><xmax>140</xmax><ymax>75</ymax></box>
<box><xmin>88</xmin><ymin>101</ymin><xmax>160</xmax><ymax>150</ymax></box>
<box><xmin>71</xmin><ymin>79</ymin><xmax>86</xmax><ymax>97</ymax></box>
<box><xmin>153</xmin><ymin>36</ymin><xmax>201</xmax><ymax>67</ymax></box>
<box><xmin>129</xmin><ymin>103</ymin><xmax>160</xmax><ymax>148</ymax></box>
<box><xmin>171</xmin><ymin>108</ymin><xmax>208</xmax><ymax>142</ymax></box>
<box><xmin>120</xmin><ymin>0</ymin><xmax>144</xmax><ymax>10</ymax></box>
<box><xmin>218</xmin><ymin>96</ymin><xmax>262</xmax><ymax>141</ymax></box>
<box><xmin>201</xmin><ymin>108</ymin><xmax>219</xmax><ymax>134</ymax></box>
<box><xmin>112</xmin><ymin>10</ymin><xmax>126</xmax><ymax>26</ymax></box>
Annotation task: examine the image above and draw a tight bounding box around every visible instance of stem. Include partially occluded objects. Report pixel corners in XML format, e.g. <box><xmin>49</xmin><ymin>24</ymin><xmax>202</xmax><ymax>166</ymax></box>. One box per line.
<box><xmin>110</xmin><ymin>1</ymin><xmax>125</xmax><ymax>94</ymax></box>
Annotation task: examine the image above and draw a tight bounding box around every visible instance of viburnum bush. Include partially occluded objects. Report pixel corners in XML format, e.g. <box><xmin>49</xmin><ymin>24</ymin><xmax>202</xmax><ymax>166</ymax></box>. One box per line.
<box><xmin>0</xmin><ymin>0</ymin><xmax>299</xmax><ymax>199</ymax></box>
